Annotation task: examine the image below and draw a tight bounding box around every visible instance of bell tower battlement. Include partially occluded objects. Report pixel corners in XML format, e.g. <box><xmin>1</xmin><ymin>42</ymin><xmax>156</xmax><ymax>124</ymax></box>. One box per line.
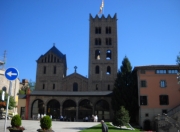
<box><xmin>89</xmin><ymin>13</ymin><xmax>117</xmax><ymax>21</ymax></box>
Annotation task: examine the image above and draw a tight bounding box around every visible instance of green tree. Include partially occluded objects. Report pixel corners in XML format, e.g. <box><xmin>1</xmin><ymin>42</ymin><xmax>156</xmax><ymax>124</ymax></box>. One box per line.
<box><xmin>18</xmin><ymin>80</ymin><xmax>36</xmax><ymax>95</ymax></box>
<box><xmin>0</xmin><ymin>90</ymin><xmax>16</xmax><ymax>109</ymax></box>
<box><xmin>177</xmin><ymin>52</ymin><xmax>180</xmax><ymax>66</ymax></box>
<box><xmin>18</xmin><ymin>90</ymin><xmax>25</xmax><ymax>95</ymax></box>
<box><xmin>112</xmin><ymin>106</ymin><xmax>130</xmax><ymax>127</ymax></box>
<box><xmin>111</xmin><ymin>56</ymin><xmax>138</xmax><ymax>122</ymax></box>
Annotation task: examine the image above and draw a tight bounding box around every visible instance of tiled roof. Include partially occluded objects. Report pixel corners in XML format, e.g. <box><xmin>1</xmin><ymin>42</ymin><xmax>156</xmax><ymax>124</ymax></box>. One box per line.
<box><xmin>30</xmin><ymin>91</ymin><xmax>112</xmax><ymax>96</ymax></box>
<box><xmin>45</xmin><ymin>45</ymin><xmax>65</xmax><ymax>59</ymax></box>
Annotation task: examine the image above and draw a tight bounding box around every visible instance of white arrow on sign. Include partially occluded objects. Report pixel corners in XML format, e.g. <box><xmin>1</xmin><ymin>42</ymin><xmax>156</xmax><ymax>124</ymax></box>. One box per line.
<box><xmin>7</xmin><ymin>71</ymin><xmax>18</xmax><ymax>77</ymax></box>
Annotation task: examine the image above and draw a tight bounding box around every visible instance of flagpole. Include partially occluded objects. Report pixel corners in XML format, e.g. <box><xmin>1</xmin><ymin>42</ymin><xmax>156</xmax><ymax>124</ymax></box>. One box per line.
<box><xmin>98</xmin><ymin>0</ymin><xmax>104</xmax><ymax>16</ymax></box>
<box><xmin>103</xmin><ymin>0</ymin><xmax>104</xmax><ymax>15</ymax></box>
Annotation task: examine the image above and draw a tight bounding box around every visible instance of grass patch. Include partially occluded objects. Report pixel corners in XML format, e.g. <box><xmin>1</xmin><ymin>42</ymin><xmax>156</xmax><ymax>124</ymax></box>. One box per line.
<box><xmin>79</xmin><ymin>122</ymin><xmax>141</xmax><ymax>132</ymax></box>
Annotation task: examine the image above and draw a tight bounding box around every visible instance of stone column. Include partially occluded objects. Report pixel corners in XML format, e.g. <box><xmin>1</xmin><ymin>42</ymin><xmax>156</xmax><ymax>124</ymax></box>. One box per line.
<box><xmin>60</xmin><ymin>105</ymin><xmax>62</xmax><ymax>116</ymax></box>
<box><xmin>44</xmin><ymin>105</ymin><xmax>47</xmax><ymax>115</ymax></box>
<box><xmin>92</xmin><ymin>105</ymin><xmax>95</xmax><ymax>115</ymax></box>
<box><xmin>76</xmin><ymin>106</ymin><xmax>78</xmax><ymax>121</ymax></box>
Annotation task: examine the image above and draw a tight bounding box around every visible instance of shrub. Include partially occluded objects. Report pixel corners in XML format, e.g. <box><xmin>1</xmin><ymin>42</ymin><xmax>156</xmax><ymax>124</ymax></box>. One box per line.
<box><xmin>40</xmin><ymin>116</ymin><xmax>52</xmax><ymax>130</ymax></box>
<box><xmin>113</xmin><ymin>106</ymin><xmax>130</xmax><ymax>127</ymax></box>
<box><xmin>11</xmin><ymin>115</ymin><xmax>22</xmax><ymax>127</ymax></box>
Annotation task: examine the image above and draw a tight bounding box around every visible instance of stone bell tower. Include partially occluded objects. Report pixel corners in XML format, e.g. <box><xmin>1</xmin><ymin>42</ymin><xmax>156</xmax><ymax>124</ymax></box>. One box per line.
<box><xmin>88</xmin><ymin>14</ymin><xmax>118</xmax><ymax>91</ymax></box>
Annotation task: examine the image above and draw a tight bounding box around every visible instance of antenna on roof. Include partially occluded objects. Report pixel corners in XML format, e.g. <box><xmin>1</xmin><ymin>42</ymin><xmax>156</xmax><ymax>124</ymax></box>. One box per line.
<box><xmin>53</xmin><ymin>43</ymin><xmax>55</xmax><ymax>46</ymax></box>
<box><xmin>0</xmin><ymin>50</ymin><xmax>6</xmax><ymax>70</ymax></box>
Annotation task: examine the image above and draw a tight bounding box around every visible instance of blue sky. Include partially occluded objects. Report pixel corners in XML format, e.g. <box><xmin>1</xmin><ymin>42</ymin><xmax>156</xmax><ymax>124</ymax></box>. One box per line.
<box><xmin>0</xmin><ymin>0</ymin><xmax>180</xmax><ymax>82</ymax></box>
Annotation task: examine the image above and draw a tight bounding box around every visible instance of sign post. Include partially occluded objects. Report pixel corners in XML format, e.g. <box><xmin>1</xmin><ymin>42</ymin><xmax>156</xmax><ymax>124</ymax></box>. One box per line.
<box><xmin>4</xmin><ymin>67</ymin><xmax>19</xmax><ymax>132</ymax></box>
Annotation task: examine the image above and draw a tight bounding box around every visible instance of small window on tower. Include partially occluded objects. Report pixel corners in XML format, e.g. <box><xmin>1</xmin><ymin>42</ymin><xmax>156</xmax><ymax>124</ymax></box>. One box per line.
<box><xmin>106</xmin><ymin>27</ymin><xmax>111</xmax><ymax>34</ymax></box>
<box><xmin>53</xmin><ymin>66</ymin><xmax>56</xmax><ymax>74</ymax></box>
<box><xmin>108</xmin><ymin>85</ymin><xmax>110</xmax><ymax>90</ymax></box>
<box><xmin>106</xmin><ymin>66</ymin><xmax>111</xmax><ymax>75</ymax></box>
<box><xmin>96</xmin><ymin>84</ymin><xmax>98</xmax><ymax>90</ymax></box>
<box><xmin>95</xmin><ymin>27</ymin><xmax>101</xmax><ymax>34</ymax></box>
<box><xmin>53</xmin><ymin>84</ymin><xmax>55</xmax><ymax>89</ymax></box>
<box><xmin>106</xmin><ymin>38</ymin><xmax>112</xmax><ymax>45</ymax></box>
<box><xmin>95</xmin><ymin>38</ymin><xmax>101</xmax><ymax>45</ymax></box>
<box><xmin>51</xmin><ymin>54</ymin><xmax>53</xmax><ymax>62</ymax></box>
<box><xmin>43</xmin><ymin>66</ymin><xmax>46</xmax><ymax>74</ymax></box>
<box><xmin>95</xmin><ymin>65</ymin><xmax>100</xmax><ymax>74</ymax></box>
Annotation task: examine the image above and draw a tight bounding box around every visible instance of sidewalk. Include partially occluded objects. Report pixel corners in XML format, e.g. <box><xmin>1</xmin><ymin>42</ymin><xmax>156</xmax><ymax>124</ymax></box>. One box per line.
<box><xmin>0</xmin><ymin>120</ymin><xmax>99</xmax><ymax>132</ymax></box>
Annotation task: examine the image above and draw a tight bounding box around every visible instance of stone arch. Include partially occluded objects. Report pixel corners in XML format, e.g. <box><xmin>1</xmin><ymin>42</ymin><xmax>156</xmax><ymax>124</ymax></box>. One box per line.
<box><xmin>95</xmin><ymin>99</ymin><xmax>110</xmax><ymax>121</ymax></box>
<box><xmin>44</xmin><ymin>97</ymin><xmax>60</xmax><ymax>105</ymax></box>
<box><xmin>47</xmin><ymin>99</ymin><xmax>60</xmax><ymax>119</ymax></box>
<box><xmin>78</xmin><ymin>99</ymin><xmax>93</xmax><ymax>120</ymax></box>
<box><xmin>31</xmin><ymin>99</ymin><xmax>44</xmax><ymax>118</ymax></box>
<box><xmin>143</xmin><ymin>119</ymin><xmax>151</xmax><ymax>130</ymax></box>
<box><xmin>63</xmin><ymin>99</ymin><xmax>76</xmax><ymax>121</ymax></box>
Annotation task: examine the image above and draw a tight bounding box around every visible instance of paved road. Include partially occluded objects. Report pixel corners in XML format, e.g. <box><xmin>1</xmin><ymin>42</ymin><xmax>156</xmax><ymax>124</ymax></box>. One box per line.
<box><xmin>0</xmin><ymin>120</ymin><xmax>100</xmax><ymax>132</ymax></box>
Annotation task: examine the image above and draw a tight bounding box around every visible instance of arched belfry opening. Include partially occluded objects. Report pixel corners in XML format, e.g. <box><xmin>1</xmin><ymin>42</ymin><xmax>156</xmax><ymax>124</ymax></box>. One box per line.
<box><xmin>95</xmin><ymin>50</ymin><xmax>100</xmax><ymax>60</ymax></box>
<box><xmin>106</xmin><ymin>50</ymin><xmax>111</xmax><ymax>60</ymax></box>
<box><xmin>107</xmin><ymin>66</ymin><xmax>111</xmax><ymax>75</ymax></box>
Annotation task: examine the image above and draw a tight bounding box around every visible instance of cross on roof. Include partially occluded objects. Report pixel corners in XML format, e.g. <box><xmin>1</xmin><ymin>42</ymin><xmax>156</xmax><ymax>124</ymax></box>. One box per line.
<box><xmin>74</xmin><ymin>66</ymin><xmax>77</xmax><ymax>73</ymax></box>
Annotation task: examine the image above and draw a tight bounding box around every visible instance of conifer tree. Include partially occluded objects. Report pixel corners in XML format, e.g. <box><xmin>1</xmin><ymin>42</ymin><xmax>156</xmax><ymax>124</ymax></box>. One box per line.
<box><xmin>112</xmin><ymin>106</ymin><xmax>130</xmax><ymax>127</ymax></box>
<box><xmin>111</xmin><ymin>56</ymin><xmax>138</xmax><ymax>122</ymax></box>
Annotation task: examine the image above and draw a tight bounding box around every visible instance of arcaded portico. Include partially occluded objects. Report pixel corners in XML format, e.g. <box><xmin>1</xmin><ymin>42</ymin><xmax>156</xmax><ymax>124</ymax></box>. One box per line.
<box><xmin>29</xmin><ymin>91</ymin><xmax>112</xmax><ymax>121</ymax></box>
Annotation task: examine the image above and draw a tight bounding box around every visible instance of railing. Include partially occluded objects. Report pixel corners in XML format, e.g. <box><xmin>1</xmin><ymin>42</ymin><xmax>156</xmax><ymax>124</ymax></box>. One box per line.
<box><xmin>155</xmin><ymin>113</ymin><xmax>180</xmax><ymax>131</ymax></box>
<box><xmin>167</xmin><ymin>104</ymin><xmax>180</xmax><ymax>116</ymax></box>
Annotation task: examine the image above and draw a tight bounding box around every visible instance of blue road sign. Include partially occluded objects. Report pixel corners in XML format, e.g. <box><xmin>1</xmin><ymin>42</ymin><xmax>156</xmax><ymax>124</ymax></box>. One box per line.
<box><xmin>5</xmin><ymin>67</ymin><xmax>19</xmax><ymax>81</ymax></box>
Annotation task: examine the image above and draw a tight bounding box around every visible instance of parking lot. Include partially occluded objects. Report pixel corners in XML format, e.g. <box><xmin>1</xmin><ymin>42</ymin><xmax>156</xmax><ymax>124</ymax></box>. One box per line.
<box><xmin>0</xmin><ymin>120</ymin><xmax>100</xmax><ymax>132</ymax></box>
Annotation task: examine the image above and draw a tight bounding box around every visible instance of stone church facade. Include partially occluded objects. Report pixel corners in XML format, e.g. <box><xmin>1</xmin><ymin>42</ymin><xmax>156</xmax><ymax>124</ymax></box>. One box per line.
<box><xmin>28</xmin><ymin>14</ymin><xmax>117</xmax><ymax>121</ymax></box>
